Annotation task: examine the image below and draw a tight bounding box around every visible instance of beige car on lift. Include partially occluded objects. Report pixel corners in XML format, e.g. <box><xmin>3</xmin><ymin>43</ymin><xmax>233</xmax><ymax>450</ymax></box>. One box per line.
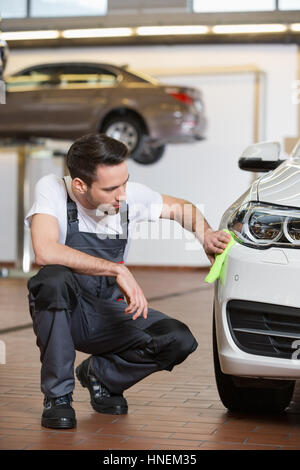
<box><xmin>0</xmin><ymin>61</ymin><xmax>206</xmax><ymax>164</ymax></box>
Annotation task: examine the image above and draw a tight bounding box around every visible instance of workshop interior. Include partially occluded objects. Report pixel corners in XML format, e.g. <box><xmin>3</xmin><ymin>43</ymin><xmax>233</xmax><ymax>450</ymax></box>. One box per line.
<box><xmin>1</xmin><ymin>0</ymin><xmax>300</xmax><ymax>453</ymax></box>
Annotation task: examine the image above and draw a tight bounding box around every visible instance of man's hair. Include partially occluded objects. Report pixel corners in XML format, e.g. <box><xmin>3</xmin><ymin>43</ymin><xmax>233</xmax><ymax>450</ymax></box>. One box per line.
<box><xmin>66</xmin><ymin>133</ymin><xmax>129</xmax><ymax>186</ymax></box>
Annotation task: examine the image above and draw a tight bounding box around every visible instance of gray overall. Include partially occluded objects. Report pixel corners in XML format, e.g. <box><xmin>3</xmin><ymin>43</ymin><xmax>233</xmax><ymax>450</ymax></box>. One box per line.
<box><xmin>27</xmin><ymin>178</ymin><xmax>198</xmax><ymax>398</ymax></box>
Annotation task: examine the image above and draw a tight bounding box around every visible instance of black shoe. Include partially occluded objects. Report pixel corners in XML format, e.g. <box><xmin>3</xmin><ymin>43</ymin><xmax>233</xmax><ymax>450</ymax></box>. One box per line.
<box><xmin>75</xmin><ymin>357</ymin><xmax>128</xmax><ymax>415</ymax></box>
<box><xmin>41</xmin><ymin>393</ymin><xmax>76</xmax><ymax>429</ymax></box>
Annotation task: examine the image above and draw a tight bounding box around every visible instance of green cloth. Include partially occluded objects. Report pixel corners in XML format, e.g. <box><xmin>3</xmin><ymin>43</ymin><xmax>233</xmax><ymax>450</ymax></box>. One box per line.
<box><xmin>205</xmin><ymin>229</ymin><xmax>236</xmax><ymax>283</ymax></box>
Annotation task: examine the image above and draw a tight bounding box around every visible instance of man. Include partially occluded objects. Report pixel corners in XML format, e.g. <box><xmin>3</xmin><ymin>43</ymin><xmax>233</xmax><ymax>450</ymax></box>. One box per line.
<box><xmin>25</xmin><ymin>133</ymin><xmax>230</xmax><ymax>430</ymax></box>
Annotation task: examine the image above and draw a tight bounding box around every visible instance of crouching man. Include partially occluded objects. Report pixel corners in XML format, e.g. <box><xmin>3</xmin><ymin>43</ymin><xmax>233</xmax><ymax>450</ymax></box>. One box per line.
<box><xmin>26</xmin><ymin>133</ymin><xmax>230</xmax><ymax>429</ymax></box>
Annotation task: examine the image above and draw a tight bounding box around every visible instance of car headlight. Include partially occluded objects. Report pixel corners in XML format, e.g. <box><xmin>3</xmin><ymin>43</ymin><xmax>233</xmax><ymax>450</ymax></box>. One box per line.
<box><xmin>228</xmin><ymin>202</ymin><xmax>300</xmax><ymax>248</ymax></box>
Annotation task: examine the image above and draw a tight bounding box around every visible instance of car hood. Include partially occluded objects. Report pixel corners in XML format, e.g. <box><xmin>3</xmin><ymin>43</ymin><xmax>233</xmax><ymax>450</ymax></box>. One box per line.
<box><xmin>257</xmin><ymin>158</ymin><xmax>300</xmax><ymax>208</ymax></box>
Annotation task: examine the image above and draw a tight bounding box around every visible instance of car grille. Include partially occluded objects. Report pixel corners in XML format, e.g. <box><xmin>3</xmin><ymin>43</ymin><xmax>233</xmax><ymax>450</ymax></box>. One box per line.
<box><xmin>227</xmin><ymin>300</ymin><xmax>300</xmax><ymax>359</ymax></box>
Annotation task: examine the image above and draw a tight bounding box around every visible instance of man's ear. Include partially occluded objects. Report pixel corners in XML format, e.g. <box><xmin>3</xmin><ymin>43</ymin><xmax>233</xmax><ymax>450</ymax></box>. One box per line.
<box><xmin>72</xmin><ymin>177</ymin><xmax>88</xmax><ymax>194</ymax></box>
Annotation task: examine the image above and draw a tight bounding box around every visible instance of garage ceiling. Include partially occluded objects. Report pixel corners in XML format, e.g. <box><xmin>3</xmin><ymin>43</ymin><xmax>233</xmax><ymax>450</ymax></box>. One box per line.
<box><xmin>2</xmin><ymin>0</ymin><xmax>300</xmax><ymax>48</ymax></box>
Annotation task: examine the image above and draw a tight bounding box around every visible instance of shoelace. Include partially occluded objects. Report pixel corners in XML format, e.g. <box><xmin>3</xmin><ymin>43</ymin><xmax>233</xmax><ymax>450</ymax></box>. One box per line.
<box><xmin>55</xmin><ymin>393</ymin><xmax>73</xmax><ymax>405</ymax></box>
<box><xmin>44</xmin><ymin>393</ymin><xmax>73</xmax><ymax>407</ymax></box>
<box><xmin>90</xmin><ymin>375</ymin><xmax>110</xmax><ymax>399</ymax></box>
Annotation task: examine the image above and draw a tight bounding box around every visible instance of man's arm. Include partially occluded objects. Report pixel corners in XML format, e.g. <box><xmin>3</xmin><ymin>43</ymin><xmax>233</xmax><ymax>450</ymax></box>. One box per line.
<box><xmin>31</xmin><ymin>213</ymin><xmax>148</xmax><ymax>319</ymax></box>
<box><xmin>31</xmin><ymin>213</ymin><xmax>122</xmax><ymax>276</ymax></box>
<box><xmin>159</xmin><ymin>194</ymin><xmax>231</xmax><ymax>263</ymax></box>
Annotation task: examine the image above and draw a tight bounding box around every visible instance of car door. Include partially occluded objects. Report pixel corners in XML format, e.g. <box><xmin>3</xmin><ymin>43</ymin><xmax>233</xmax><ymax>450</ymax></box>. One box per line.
<box><xmin>35</xmin><ymin>64</ymin><xmax>118</xmax><ymax>138</ymax></box>
<box><xmin>0</xmin><ymin>67</ymin><xmax>54</xmax><ymax>136</ymax></box>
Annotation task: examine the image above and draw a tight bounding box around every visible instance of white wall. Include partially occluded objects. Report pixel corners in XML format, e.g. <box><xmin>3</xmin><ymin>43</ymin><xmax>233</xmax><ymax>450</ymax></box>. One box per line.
<box><xmin>1</xmin><ymin>43</ymin><xmax>298</xmax><ymax>266</ymax></box>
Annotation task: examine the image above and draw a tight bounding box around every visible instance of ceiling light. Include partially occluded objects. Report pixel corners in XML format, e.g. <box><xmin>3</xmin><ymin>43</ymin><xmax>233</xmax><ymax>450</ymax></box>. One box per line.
<box><xmin>213</xmin><ymin>24</ymin><xmax>288</xmax><ymax>34</ymax></box>
<box><xmin>2</xmin><ymin>30</ymin><xmax>60</xmax><ymax>40</ymax></box>
<box><xmin>62</xmin><ymin>28</ymin><xmax>133</xmax><ymax>38</ymax></box>
<box><xmin>136</xmin><ymin>26</ymin><xmax>209</xmax><ymax>36</ymax></box>
<box><xmin>290</xmin><ymin>24</ymin><xmax>300</xmax><ymax>32</ymax></box>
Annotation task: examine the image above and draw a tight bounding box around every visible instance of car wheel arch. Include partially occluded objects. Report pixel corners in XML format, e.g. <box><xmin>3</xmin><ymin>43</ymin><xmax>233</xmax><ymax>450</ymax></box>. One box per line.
<box><xmin>99</xmin><ymin>108</ymin><xmax>149</xmax><ymax>135</ymax></box>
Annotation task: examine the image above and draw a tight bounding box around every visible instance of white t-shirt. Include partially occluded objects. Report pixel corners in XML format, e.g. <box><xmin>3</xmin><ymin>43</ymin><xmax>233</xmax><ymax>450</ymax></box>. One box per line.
<box><xmin>24</xmin><ymin>174</ymin><xmax>163</xmax><ymax>261</ymax></box>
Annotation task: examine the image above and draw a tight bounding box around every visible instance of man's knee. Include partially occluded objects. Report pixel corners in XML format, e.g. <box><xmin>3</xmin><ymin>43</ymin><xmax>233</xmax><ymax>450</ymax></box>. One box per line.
<box><xmin>27</xmin><ymin>265</ymin><xmax>77</xmax><ymax>312</ymax></box>
<box><xmin>144</xmin><ymin>318</ymin><xmax>198</xmax><ymax>369</ymax></box>
<box><xmin>39</xmin><ymin>264</ymin><xmax>73</xmax><ymax>281</ymax></box>
<box><xmin>169</xmin><ymin>319</ymin><xmax>198</xmax><ymax>363</ymax></box>
<box><xmin>29</xmin><ymin>265</ymin><xmax>73</xmax><ymax>289</ymax></box>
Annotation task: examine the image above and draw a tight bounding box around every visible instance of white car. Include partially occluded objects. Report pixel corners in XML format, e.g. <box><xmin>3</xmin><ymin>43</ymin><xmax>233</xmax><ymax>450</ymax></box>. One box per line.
<box><xmin>214</xmin><ymin>140</ymin><xmax>300</xmax><ymax>413</ymax></box>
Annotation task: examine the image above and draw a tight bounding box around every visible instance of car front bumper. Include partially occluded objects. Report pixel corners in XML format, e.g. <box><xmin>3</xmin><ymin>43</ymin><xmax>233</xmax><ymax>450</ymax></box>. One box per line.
<box><xmin>215</xmin><ymin>241</ymin><xmax>300</xmax><ymax>379</ymax></box>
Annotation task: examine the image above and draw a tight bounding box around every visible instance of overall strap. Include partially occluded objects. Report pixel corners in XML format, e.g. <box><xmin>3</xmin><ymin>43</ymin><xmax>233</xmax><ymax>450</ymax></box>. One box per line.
<box><xmin>62</xmin><ymin>177</ymin><xmax>79</xmax><ymax>234</ymax></box>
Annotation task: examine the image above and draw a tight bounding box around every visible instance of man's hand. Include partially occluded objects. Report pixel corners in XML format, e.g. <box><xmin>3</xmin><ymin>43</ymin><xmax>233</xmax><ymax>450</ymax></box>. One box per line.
<box><xmin>116</xmin><ymin>265</ymin><xmax>148</xmax><ymax>320</ymax></box>
<box><xmin>203</xmin><ymin>228</ymin><xmax>231</xmax><ymax>264</ymax></box>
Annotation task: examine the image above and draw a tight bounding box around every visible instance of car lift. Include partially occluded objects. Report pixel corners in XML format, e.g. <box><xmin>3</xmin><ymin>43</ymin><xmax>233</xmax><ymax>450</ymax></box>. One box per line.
<box><xmin>0</xmin><ymin>137</ymin><xmax>71</xmax><ymax>279</ymax></box>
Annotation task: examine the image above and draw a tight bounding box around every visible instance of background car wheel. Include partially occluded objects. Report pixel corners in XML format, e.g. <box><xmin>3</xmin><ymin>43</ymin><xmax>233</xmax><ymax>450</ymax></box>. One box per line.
<box><xmin>131</xmin><ymin>143</ymin><xmax>166</xmax><ymax>165</ymax></box>
<box><xmin>102</xmin><ymin>115</ymin><xmax>165</xmax><ymax>165</ymax></box>
<box><xmin>212</xmin><ymin>311</ymin><xmax>295</xmax><ymax>414</ymax></box>
<box><xmin>102</xmin><ymin>115</ymin><xmax>144</xmax><ymax>159</ymax></box>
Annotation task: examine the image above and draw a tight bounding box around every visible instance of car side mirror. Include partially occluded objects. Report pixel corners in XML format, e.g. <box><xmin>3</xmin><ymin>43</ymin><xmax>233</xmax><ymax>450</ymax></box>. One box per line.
<box><xmin>238</xmin><ymin>141</ymin><xmax>285</xmax><ymax>173</ymax></box>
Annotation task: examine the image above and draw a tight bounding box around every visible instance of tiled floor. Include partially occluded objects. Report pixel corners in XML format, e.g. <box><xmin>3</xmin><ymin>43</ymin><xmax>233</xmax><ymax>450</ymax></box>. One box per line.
<box><xmin>0</xmin><ymin>268</ymin><xmax>300</xmax><ymax>450</ymax></box>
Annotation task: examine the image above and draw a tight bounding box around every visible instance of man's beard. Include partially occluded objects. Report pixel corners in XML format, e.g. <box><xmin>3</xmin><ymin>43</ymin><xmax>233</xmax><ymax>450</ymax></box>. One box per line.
<box><xmin>86</xmin><ymin>190</ymin><xmax>123</xmax><ymax>216</ymax></box>
<box><xmin>86</xmin><ymin>192</ymin><xmax>119</xmax><ymax>215</ymax></box>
